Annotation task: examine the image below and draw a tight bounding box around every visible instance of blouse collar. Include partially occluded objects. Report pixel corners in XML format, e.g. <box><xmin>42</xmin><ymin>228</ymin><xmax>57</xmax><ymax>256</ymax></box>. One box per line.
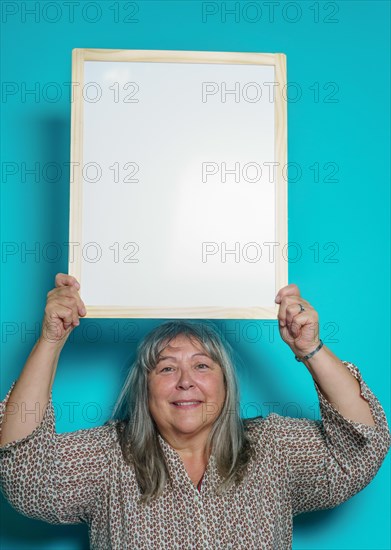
<box><xmin>157</xmin><ymin>432</ymin><xmax>221</xmax><ymax>496</ymax></box>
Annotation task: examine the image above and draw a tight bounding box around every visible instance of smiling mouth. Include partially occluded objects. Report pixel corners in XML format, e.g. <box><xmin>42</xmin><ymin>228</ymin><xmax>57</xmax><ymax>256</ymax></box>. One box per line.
<box><xmin>171</xmin><ymin>401</ymin><xmax>203</xmax><ymax>408</ymax></box>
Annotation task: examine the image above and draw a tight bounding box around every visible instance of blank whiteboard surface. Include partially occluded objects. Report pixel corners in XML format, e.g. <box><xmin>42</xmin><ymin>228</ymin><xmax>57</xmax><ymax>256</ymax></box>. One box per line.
<box><xmin>69</xmin><ymin>49</ymin><xmax>288</xmax><ymax>319</ymax></box>
<box><xmin>69</xmin><ymin>50</ymin><xmax>287</xmax><ymax>318</ymax></box>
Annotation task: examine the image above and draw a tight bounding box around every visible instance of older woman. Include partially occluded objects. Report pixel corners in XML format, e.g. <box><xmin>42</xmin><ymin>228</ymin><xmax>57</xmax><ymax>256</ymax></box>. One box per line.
<box><xmin>0</xmin><ymin>273</ymin><xmax>390</xmax><ymax>550</ymax></box>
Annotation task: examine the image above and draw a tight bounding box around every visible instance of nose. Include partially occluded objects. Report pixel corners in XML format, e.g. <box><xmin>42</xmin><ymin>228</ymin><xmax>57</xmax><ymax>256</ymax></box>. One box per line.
<box><xmin>176</xmin><ymin>369</ymin><xmax>195</xmax><ymax>390</ymax></box>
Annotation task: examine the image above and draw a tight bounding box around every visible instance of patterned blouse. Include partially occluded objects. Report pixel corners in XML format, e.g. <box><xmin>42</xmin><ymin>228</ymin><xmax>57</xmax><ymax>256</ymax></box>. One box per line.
<box><xmin>1</xmin><ymin>360</ymin><xmax>390</xmax><ymax>549</ymax></box>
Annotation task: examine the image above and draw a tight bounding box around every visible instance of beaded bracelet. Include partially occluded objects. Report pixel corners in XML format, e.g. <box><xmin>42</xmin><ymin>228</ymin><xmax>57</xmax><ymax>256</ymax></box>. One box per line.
<box><xmin>295</xmin><ymin>339</ymin><xmax>324</xmax><ymax>362</ymax></box>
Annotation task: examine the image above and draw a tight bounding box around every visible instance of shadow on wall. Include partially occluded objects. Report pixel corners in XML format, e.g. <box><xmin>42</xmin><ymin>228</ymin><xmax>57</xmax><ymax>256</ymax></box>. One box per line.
<box><xmin>293</xmin><ymin>505</ymin><xmax>340</xmax><ymax>536</ymax></box>
<box><xmin>37</xmin><ymin>115</ymin><xmax>70</xmax><ymax>239</ymax></box>
<box><xmin>0</xmin><ymin>497</ymin><xmax>89</xmax><ymax>550</ymax></box>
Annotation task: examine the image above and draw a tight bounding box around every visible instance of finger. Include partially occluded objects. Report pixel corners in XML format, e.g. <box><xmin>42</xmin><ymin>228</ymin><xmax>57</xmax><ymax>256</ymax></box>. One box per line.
<box><xmin>48</xmin><ymin>286</ymin><xmax>86</xmax><ymax>316</ymax></box>
<box><xmin>47</xmin><ymin>305</ymin><xmax>74</xmax><ymax>326</ymax></box>
<box><xmin>55</xmin><ymin>273</ymin><xmax>80</xmax><ymax>289</ymax></box>
<box><xmin>287</xmin><ymin>311</ymin><xmax>319</xmax><ymax>344</ymax></box>
<box><xmin>284</xmin><ymin>311</ymin><xmax>313</xmax><ymax>338</ymax></box>
<box><xmin>54</xmin><ymin>296</ymin><xmax>83</xmax><ymax>324</ymax></box>
<box><xmin>278</xmin><ymin>296</ymin><xmax>308</xmax><ymax>327</ymax></box>
<box><xmin>47</xmin><ymin>291</ymin><xmax>85</xmax><ymax>323</ymax></box>
<box><xmin>285</xmin><ymin>301</ymin><xmax>312</xmax><ymax>326</ymax></box>
<box><xmin>275</xmin><ymin>283</ymin><xmax>301</xmax><ymax>304</ymax></box>
<box><xmin>48</xmin><ymin>286</ymin><xmax>79</xmax><ymax>298</ymax></box>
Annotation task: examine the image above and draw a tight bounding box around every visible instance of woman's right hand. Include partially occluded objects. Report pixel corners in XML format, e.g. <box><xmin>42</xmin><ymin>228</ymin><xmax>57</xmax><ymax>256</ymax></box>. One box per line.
<box><xmin>40</xmin><ymin>273</ymin><xmax>86</xmax><ymax>345</ymax></box>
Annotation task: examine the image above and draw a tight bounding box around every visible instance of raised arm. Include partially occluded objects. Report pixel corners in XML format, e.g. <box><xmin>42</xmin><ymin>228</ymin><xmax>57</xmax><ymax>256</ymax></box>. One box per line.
<box><xmin>269</xmin><ymin>359</ymin><xmax>390</xmax><ymax>516</ymax></box>
<box><xmin>0</xmin><ymin>380</ymin><xmax>115</xmax><ymax>525</ymax></box>
<box><xmin>0</xmin><ymin>274</ymin><xmax>115</xmax><ymax>526</ymax></box>
<box><xmin>275</xmin><ymin>283</ymin><xmax>376</xmax><ymax>426</ymax></box>
<box><xmin>0</xmin><ymin>273</ymin><xmax>86</xmax><ymax>446</ymax></box>
<box><xmin>273</xmin><ymin>284</ymin><xmax>391</xmax><ymax>516</ymax></box>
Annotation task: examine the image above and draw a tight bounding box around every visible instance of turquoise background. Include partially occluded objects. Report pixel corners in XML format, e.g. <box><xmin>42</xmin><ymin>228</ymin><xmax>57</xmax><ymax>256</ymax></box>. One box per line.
<box><xmin>1</xmin><ymin>0</ymin><xmax>390</xmax><ymax>548</ymax></box>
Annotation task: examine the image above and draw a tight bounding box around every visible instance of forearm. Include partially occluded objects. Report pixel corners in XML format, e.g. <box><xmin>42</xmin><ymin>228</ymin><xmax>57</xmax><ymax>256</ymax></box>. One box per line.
<box><xmin>303</xmin><ymin>345</ymin><xmax>376</xmax><ymax>426</ymax></box>
<box><xmin>1</xmin><ymin>336</ymin><xmax>64</xmax><ymax>446</ymax></box>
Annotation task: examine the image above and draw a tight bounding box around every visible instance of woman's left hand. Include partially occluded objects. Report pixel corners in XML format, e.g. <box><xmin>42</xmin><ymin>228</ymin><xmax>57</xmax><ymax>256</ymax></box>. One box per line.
<box><xmin>275</xmin><ymin>284</ymin><xmax>321</xmax><ymax>358</ymax></box>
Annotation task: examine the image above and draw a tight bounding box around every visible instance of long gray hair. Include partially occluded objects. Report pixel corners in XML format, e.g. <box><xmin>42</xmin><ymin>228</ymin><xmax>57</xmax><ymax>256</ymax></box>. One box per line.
<box><xmin>107</xmin><ymin>320</ymin><xmax>255</xmax><ymax>506</ymax></box>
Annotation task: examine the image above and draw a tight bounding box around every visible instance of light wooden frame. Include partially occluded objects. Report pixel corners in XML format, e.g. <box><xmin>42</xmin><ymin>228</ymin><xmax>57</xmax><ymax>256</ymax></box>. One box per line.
<box><xmin>68</xmin><ymin>49</ymin><xmax>288</xmax><ymax>319</ymax></box>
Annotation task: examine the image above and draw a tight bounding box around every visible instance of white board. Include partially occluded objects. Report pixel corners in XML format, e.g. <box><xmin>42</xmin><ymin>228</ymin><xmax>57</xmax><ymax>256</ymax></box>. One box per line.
<box><xmin>68</xmin><ymin>49</ymin><xmax>288</xmax><ymax>318</ymax></box>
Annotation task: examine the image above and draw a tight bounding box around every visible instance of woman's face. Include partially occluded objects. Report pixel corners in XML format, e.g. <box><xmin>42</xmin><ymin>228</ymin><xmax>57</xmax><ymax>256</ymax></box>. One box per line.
<box><xmin>147</xmin><ymin>334</ymin><xmax>226</xmax><ymax>444</ymax></box>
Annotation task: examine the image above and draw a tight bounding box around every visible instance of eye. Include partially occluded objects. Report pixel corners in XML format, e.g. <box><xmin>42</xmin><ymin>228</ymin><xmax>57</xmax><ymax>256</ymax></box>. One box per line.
<box><xmin>196</xmin><ymin>363</ymin><xmax>209</xmax><ymax>369</ymax></box>
<box><xmin>160</xmin><ymin>366</ymin><xmax>174</xmax><ymax>372</ymax></box>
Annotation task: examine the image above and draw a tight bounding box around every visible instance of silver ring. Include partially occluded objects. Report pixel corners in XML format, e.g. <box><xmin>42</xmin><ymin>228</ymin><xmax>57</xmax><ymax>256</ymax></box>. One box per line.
<box><xmin>298</xmin><ymin>303</ymin><xmax>305</xmax><ymax>313</ymax></box>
